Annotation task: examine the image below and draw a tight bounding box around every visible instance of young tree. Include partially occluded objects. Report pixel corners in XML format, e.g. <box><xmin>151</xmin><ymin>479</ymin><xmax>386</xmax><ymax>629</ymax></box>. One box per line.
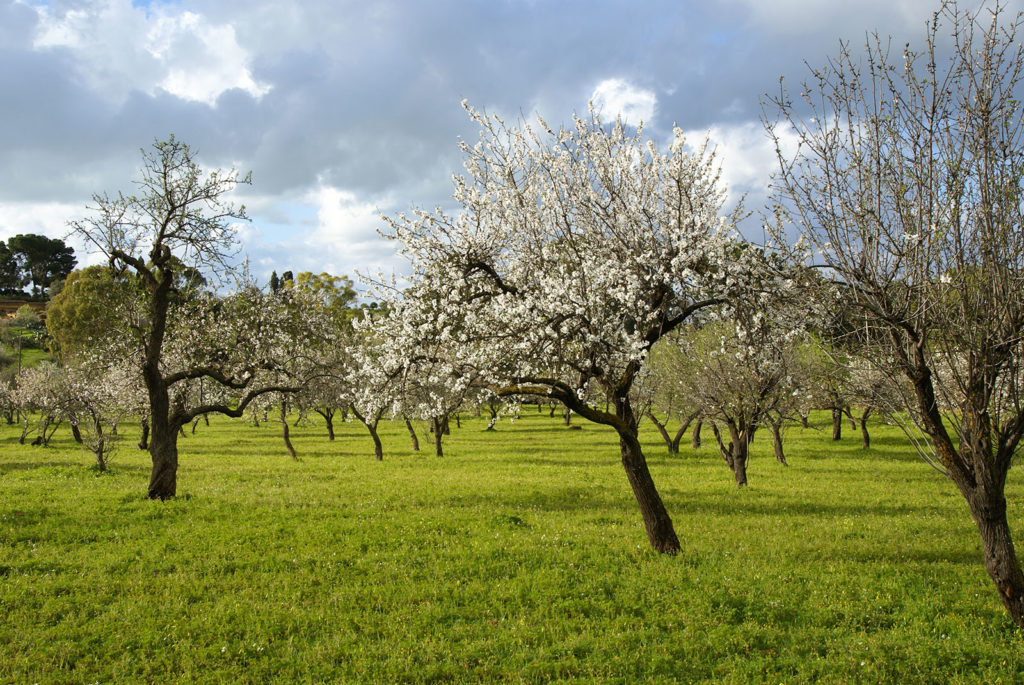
<box><xmin>68</xmin><ymin>138</ymin><xmax>320</xmax><ymax>499</ymax></box>
<box><xmin>381</xmin><ymin>103</ymin><xmax>774</xmax><ymax>554</ymax></box>
<box><xmin>768</xmin><ymin>1</ymin><xmax>1024</xmax><ymax>625</ymax></box>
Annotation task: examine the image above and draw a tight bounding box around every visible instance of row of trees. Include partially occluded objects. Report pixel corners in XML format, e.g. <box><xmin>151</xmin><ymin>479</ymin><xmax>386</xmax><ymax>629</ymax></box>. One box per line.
<box><xmin>11</xmin><ymin>0</ymin><xmax>1023</xmax><ymax>628</ymax></box>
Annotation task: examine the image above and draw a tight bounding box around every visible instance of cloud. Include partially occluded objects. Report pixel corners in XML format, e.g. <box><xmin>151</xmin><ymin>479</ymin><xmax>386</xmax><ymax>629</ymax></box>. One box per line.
<box><xmin>590</xmin><ymin>78</ymin><xmax>657</xmax><ymax>125</ymax></box>
<box><xmin>33</xmin><ymin>0</ymin><xmax>269</xmax><ymax>106</ymax></box>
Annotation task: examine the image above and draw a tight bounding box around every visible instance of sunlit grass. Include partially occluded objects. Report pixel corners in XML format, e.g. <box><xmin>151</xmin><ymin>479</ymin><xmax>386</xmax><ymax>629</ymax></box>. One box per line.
<box><xmin>2</xmin><ymin>410</ymin><xmax>1022</xmax><ymax>682</ymax></box>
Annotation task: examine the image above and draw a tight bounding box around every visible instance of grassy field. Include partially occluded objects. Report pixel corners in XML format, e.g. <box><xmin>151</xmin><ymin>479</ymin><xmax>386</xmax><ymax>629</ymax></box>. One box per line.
<box><xmin>2</xmin><ymin>409</ymin><xmax>1023</xmax><ymax>683</ymax></box>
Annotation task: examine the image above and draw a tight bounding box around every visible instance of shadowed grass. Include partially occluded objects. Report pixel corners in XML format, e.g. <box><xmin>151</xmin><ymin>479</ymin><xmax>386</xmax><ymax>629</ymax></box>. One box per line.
<box><xmin>1</xmin><ymin>411</ymin><xmax>1022</xmax><ymax>683</ymax></box>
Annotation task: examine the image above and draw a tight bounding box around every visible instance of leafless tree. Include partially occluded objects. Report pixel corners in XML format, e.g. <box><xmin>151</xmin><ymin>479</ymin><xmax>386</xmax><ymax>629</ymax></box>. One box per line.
<box><xmin>767</xmin><ymin>1</ymin><xmax>1024</xmax><ymax>626</ymax></box>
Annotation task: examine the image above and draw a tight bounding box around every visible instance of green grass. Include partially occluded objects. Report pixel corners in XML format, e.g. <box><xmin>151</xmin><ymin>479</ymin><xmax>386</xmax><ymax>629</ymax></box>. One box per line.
<box><xmin>2</xmin><ymin>411</ymin><xmax>1023</xmax><ymax>683</ymax></box>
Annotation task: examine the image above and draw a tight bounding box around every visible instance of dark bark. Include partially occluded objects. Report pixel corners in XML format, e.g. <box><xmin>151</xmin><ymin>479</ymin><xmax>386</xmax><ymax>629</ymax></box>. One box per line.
<box><xmin>647</xmin><ymin>411</ymin><xmax>675</xmax><ymax>453</ymax></box>
<box><xmin>315</xmin><ymin>408</ymin><xmax>336</xmax><ymax>441</ymax></box>
<box><xmin>967</xmin><ymin>487</ymin><xmax>1024</xmax><ymax>626</ymax></box>
<box><xmin>691</xmin><ymin>418</ymin><xmax>703</xmax><ymax>448</ymax></box>
<box><xmin>770</xmin><ymin>420</ymin><xmax>787</xmax><ymax>466</ymax></box>
<box><xmin>368</xmin><ymin>423</ymin><xmax>383</xmax><ymax>461</ymax></box>
<box><xmin>711</xmin><ymin>421</ymin><xmax>750</xmax><ymax>486</ymax></box>
<box><xmin>859</xmin><ymin>407</ymin><xmax>873</xmax><ymax>449</ymax></box>
<box><xmin>137</xmin><ymin>419</ymin><xmax>149</xmax><ymax>450</ymax></box>
<box><xmin>564</xmin><ymin>409</ymin><xmax>572</xmax><ymax>426</ymax></box>
<box><xmin>799</xmin><ymin>411</ymin><xmax>809</xmax><ymax>429</ymax></box>
<box><xmin>405</xmin><ymin>417</ymin><xmax>420</xmax><ymax>451</ymax></box>
<box><xmin>280</xmin><ymin>402</ymin><xmax>297</xmax><ymax>460</ymax></box>
<box><xmin>431</xmin><ymin>416</ymin><xmax>444</xmax><ymax>457</ymax></box>
<box><xmin>71</xmin><ymin>422</ymin><xmax>83</xmax><ymax>444</ymax></box>
<box><xmin>351</xmin><ymin>406</ymin><xmax>383</xmax><ymax>460</ymax></box>
<box><xmin>616</xmin><ymin>398</ymin><xmax>680</xmax><ymax>554</ymax></box>
<box><xmin>147</xmin><ymin>420</ymin><xmax>180</xmax><ymax>500</ymax></box>
<box><xmin>831</xmin><ymin>406</ymin><xmax>843</xmax><ymax>441</ymax></box>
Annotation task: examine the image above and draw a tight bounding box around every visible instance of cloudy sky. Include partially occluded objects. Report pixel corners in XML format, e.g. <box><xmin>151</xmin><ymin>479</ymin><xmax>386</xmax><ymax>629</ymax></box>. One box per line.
<box><xmin>0</xmin><ymin>0</ymin><xmax>1011</xmax><ymax>287</ymax></box>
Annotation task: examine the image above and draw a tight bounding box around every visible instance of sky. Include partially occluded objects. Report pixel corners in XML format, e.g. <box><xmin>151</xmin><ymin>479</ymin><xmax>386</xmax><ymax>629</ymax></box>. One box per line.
<box><xmin>0</xmin><ymin>0</ymin><xmax>1014</xmax><ymax>289</ymax></box>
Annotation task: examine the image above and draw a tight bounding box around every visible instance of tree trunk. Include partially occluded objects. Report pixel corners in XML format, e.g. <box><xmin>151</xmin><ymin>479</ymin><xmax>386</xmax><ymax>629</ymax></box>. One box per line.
<box><xmin>967</xmin><ymin>487</ymin><xmax>1024</xmax><ymax>626</ymax></box>
<box><xmin>431</xmin><ymin>416</ymin><xmax>444</xmax><ymax>457</ymax></box>
<box><xmin>859</xmin><ymin>407</ymin><xmax>872</xmax><ymax>449</ymax></box>
<box><xmin>691</xmin><ymin>418</ymin><xmax>702</xmax><ymax>448</ymax></box>
<box><xmin>405</xmin><ymin>417</ymin><xmax>420</xmax><ymax>451</ymax></box>
<box><xmin>280</xmin><ymin>402</ymin><xmax>297</xmax><ymax>460</ymax></box>
<box><xmin>147</xmin><ymin>422</ymin><xmax>180</xmax><ymax>499</ymax></box>
<box><xmin>711</xmin><ymin>421</ymin><xmax>749</xmax><ymax>486</ymax></box>
<box><xmin>618</xmin><ymin>428</ymin><xmax>680</xmax><ymax>554</ymax></box>
<box><xmin>564</xmin><ymin>409</ymin><xmax>572</xmax><ymax>426</ymax></box>
<box><xmin>831</xmin><ymin>406</ymin><xmax>842</xmax><ymax>440</ymax></box>
<box><xmin>800</xmin><ymin>411</ymin><xmax>809</xmax><ymax>429</ymax></box>
<box><xmin>137</xmin><ymin>419</ymin><xmax>150</xmax><ymax>450</ymax></box>
<box><xmin>325</xmin><ymin>415</ymin><xmax>335</xmax><ymax>441</ymax></box>
<box><xmin>670</xmin><ymin>413</ymin><xmax>697</xmax><ymax>454</ymax></box>
<box><xmin>647</xmin><ymin>412</ymin><xmax>676</xmax><ymax>454</ymax></box>
<box><xmin>71</xmin><ymin>422</ymin><xmax>83</xmax><ymax>444</ymax></box>
<box><xmin>368</xmin><ymin>423</ymin><xmax>383</xmax><ymax>461</ymax></box>
<box><xmin>771</xmin><ymin>420</ymin><xmax>787</xmax><ymax>466</ymax></box>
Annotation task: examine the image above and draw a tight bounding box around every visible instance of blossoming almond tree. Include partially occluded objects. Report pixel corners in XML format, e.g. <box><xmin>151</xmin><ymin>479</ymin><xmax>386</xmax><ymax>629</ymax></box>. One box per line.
<box><xmin>381</xmin><ymin>104</ymin><xmax>772</xmax><ymax>554</ymax></box>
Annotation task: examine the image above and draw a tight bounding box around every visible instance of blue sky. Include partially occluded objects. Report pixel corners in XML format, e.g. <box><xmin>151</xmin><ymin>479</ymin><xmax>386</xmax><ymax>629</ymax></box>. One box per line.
<box><xmin>0</xmin><ymin>0</ymin><xmax>1012</xmax><ymax>287</ymax></box>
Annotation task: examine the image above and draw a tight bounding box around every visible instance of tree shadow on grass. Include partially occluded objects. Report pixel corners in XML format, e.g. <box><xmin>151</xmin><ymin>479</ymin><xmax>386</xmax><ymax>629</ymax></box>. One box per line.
<box><xmin>0</xmin><ymin>461</ymin><xmax>150</xmax><ymax>476</ymax></box>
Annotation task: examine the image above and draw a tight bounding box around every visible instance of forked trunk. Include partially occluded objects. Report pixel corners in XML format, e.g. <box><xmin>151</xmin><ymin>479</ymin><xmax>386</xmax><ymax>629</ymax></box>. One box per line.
<box><xmin>859</xmin><ymin>407</ymin><xmax>872</xmax><ymax>449</ymax></box>
<box><xmin>711</xmin><ymin>421</ymin><xmax>750</xmax><ymax>487</ymax></box>
<box><xmin>618</xmin><ymin>427</ymin><xmax>680</xmax><ymax>554</ymax></box>
<box><xmin>647</xmin><ymin>412</ymin><xmax>676</xmax><ymax>454</ymax></box>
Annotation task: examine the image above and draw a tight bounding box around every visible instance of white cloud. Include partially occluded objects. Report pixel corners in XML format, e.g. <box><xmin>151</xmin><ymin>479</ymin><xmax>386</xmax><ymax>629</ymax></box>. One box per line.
<box><xmin>0</xmin><ymin>200</ymin><xmax>106</xmax><ymax>267</ymax></box>
<box><xmin>683</xmin><ymin>120</ymin><xmax>800</xmax><ymax>209</ymax></box>
<box><xmin>590</xmin><ymin>78</ymin><xmax>656</xmax><ymax>125</ymax></box>
<box><xmin>33</xmin><ymin>0</ymin><xmax>269</xmax><ymax>106</ymax></box>
<box><xmin>301</xmin><ymin>186</ymin><xmax>401</xmax><ymax>278</ymax></box>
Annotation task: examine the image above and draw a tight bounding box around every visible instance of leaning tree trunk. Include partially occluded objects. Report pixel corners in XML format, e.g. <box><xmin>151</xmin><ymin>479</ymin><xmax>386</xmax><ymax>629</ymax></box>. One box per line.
<box><xmin>614</xmin><ymin>394</ymin><xmax>680</xmax><ymax>554</ymax></box>
<box><xmin>280</xmin><ymin>402</ymin><xmax>297</xmax><ymax>460</ymax></box>
<box><xmin>770</xmin><ymin>420</ymin><xmax>787</xmax><ymax>466</ymax></box>
<box><xmin>368</xmin><ymin>423</ymin><xmax>383</xmax><ymax>461</ymax></box>
<box><xmin>617</xmin><ymin>422</ymin><xmax>680</xmax><ymax>554</ymax></box>
<box><xmin>691</xmin><ymin>418</ymin><xmax>703</xmax><ymax>448</ymax></box>
<box><xmin>404</xmin><ymin>417</ymin><xmax>420</xmax><ymax>451</ymax></box>
<box><xmin>71</xmin><ymin>422</ymin><xmax>84</xmax><ymax>444</ymax></box>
